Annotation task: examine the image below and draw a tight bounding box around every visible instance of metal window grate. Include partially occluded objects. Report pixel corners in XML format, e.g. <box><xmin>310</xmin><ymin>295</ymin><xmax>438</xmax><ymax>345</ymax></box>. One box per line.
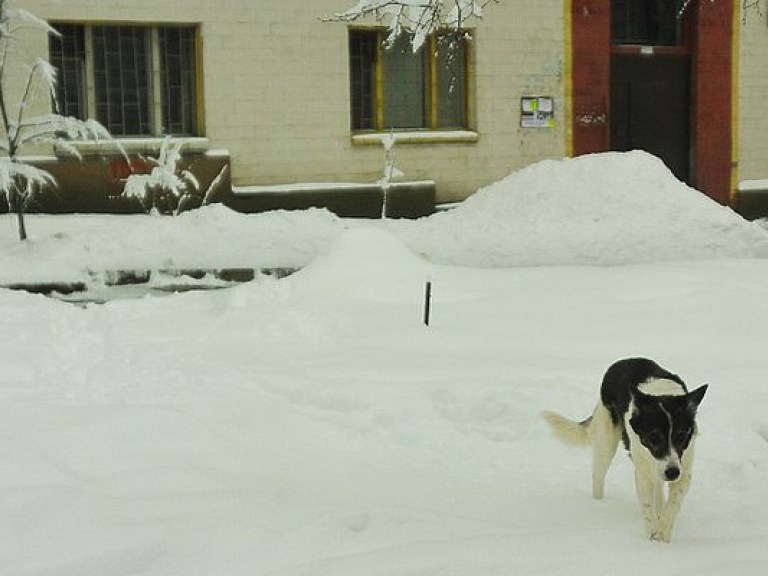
<box><xmin>159</xmin><ymin>27</ymin><xmax>198</xmax><ymax>135</ymax></box>
<box><xmin>50</xmin><ymin>24</ymin><xmax>86</xmax><ymax>118</ymax></box>
<box><xmin>48</xmin><ymin>23</ymin><xmax>199</xmax><ymax>137</ymax></box>
<box><xmin>92</xmin><ymin>26</ymin><xmax>152</xmax><ymax>136</ymax></box>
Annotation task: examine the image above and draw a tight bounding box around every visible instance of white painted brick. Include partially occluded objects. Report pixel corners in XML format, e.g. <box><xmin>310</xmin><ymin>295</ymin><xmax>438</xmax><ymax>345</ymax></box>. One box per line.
<box><xmin>19</xmin><ymin>1</ymin><xmax>569</xmax><ymax>200</ymax></box>
<box><xmin>36</xmin><ymin>0</ymin><xmax>768</xmax><ymax>200</ymax></box>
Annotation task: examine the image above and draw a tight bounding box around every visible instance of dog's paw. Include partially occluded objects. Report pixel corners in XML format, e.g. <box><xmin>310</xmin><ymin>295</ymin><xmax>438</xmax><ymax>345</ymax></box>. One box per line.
<box><xmin>652</xmin><ymin>516</ymin><xmax>677</xmax><ymax>542</ymax></box>
<box><xmin>649</xmin><ymin>530</ymin><xmax>672</xmax><ymax>543</ymax></box>
<box><xmin>646</xmin><ymin>521</ymin><xmax>672</xmax><ymax>543</ymax></box>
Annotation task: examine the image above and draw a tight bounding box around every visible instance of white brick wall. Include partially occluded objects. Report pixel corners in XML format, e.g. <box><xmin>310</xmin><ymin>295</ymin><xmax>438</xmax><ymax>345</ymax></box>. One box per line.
<box><xmin>18</xmin><ymin>1</ymin><xmax>768</xmax><ymax>202</ymax></box>
<box><xmin>20</xmin><ymin>0</ymin><xmax>568</xmax><ymax>203</ymax></box>
<box><xmin>737</xmin><ymin>3</ymin><xmax>768</xmax><ymax>185</ymax></box>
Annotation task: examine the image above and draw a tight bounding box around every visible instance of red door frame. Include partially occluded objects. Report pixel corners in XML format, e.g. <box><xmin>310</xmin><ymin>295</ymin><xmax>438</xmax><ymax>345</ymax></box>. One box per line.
<box><xmin>570</xmin><ymin>0</ymin><xmax>733</xmax><ymax>205</ymax></box>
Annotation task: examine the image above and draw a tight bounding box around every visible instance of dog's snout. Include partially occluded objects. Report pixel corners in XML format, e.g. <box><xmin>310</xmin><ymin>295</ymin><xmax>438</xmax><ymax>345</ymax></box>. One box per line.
<box><xmin>664</xmin><ymin>466</ymin><xmax>680</xmax><ymax>481</ymax></box>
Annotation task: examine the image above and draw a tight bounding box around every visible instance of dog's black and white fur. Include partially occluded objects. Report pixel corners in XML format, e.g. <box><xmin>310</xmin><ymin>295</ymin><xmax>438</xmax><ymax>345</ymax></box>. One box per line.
<box><xmin>542</xmin><ymin>358</ymin><xmax>708</xmax><ymax>542</ymax></box>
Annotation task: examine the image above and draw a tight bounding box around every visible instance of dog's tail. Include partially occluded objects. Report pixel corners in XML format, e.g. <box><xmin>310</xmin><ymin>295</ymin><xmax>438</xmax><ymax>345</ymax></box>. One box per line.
<box><xmin>541</xmin><ymin>410</ymin><xmax>592</xmax><ymax>446</ymax></box>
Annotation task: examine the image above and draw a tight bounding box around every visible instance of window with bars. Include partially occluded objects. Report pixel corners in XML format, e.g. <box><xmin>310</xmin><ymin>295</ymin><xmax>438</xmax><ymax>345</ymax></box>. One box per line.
<box><xmin>49</xmin><ymin>23</ymin><xmax>200</xmax><ymax>137</ymax></box>
<box><xmin>349</xmin><ymin>29</ymin><xmax>470</xmax><ymax>132</ymax></box>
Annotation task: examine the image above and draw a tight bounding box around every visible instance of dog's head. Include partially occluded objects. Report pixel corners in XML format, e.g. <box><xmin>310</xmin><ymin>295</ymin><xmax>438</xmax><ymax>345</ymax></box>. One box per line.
<box><xmin>628</xmin><ymin>385</ymin><xmax>708</xmax><ymax>482</ymax></box>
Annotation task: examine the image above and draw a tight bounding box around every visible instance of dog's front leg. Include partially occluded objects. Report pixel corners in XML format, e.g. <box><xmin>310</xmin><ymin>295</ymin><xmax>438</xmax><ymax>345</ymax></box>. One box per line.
<box><xmin>652</xmin><ymin>445</ymin><xmax>696</xmax><ymax>542</ymax></box>
<box><xmin>653</xmin><ymin>454</ymin><xmax>694</xmax><ymax>542</ymax></box>
<box><xmin>651</xmin><ymin>476</ymin><xmax>689</xmax><ymax>542</ymax></box>
<box><xmin>633</xmin><ymin>466</ymin><xmax>662</xmax><ymax>539</ymax></box>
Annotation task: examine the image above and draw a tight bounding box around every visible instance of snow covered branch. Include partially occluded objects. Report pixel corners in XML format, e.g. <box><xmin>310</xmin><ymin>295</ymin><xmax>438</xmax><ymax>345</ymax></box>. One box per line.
<box><xmin>327</xmin><ymin>0</ymin><xmax>497</xmax><ymax>50</ymax></box>
<box><xmin>122</xmin><ymin>136</ymin><xmax>200</xmax><ymax>216</ymax></box>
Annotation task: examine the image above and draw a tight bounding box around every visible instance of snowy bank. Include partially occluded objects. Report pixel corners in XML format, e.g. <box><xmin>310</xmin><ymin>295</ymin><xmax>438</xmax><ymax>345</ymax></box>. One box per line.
<box><xmin>389</xmin><ymin>151</ymin><xmax>768</xmax><ymax>266</ymax></box>
<box><xmin>0</xmin><ymin>207</ymin><xmax>346</xmax><ymax>284</ymax></box>
<box><xmin>3</xmin><ymin>151</ymin><xmax>768</xmax><ymax>575</ymax></box>
<box><xmin>2</xmin><ymin>151</ymin><xmax>767</xmax><ymax>287</ymax></box>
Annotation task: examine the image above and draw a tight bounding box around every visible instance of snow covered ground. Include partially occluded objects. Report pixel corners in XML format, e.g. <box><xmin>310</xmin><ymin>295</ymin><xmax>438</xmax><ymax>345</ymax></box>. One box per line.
<box><xmin>2</xmin><ymin>151</ymin><xmax>768</xmax><ymax>575</ymax></box>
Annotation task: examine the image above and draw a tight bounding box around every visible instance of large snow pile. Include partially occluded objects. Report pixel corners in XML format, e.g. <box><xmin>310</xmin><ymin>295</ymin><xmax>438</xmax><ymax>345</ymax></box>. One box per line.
<box><xmin>392</xmin><ymin>150</ymin><xmax>768</xmax><ymax>266</ymax></box>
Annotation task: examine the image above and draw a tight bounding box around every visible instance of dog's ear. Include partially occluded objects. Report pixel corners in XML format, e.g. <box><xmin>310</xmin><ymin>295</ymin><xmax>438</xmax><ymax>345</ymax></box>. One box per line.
<box><xmin>687</xmin><ymin>384</ymin><xmax>708</xmax><ymax>410</ymax></box>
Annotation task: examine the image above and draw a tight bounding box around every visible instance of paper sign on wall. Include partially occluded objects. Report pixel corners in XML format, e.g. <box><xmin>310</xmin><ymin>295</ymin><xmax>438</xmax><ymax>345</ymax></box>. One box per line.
<box><xmin>521</xmin><ymin>96</ymin><xmax>555</xmax><ymax>128</ymax></box>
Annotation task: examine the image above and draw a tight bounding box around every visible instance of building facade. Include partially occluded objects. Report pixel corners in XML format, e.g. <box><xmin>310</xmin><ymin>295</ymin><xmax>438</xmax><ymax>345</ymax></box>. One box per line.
<box><xmin>14</xmin><ymin>1</ymin><xmax>768</xmax><ymax>213</ymax></box>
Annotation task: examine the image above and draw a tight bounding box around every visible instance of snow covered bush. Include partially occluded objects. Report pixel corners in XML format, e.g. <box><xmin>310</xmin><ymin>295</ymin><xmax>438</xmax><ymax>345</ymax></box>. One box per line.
<box><xmin>0</xmin><ymin>0</ymin><xmax>116</xmax><ymax>240</ymax></box>
<box><xmin>328</xmin><ymin>0</ymin><xmax>496</xmax><ymax>49</ymax></box>
<box><xmin>121</xmin><ymin>136</ymin><xmax>200</xmax><ymax>216</ymax></box>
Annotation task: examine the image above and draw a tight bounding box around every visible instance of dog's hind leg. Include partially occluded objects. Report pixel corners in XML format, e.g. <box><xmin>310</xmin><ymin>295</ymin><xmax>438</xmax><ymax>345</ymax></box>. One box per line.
<box><xmin>588</xmin><ymin>404</ymin><xmax>621</xmax><ymax>499</ymax></box>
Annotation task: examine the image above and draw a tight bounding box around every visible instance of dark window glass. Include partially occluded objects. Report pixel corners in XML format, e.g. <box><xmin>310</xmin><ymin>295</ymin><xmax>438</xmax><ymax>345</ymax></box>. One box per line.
<box><xmin>349</xmin><ymin>30</ymin><xmax>377</xmax><ymax>130</ymax></box>
<box><xmin>612</xmin><ymin>0</ymin><xmax>685</xmax><ymax>46</ymax></box>
<box><xmin>436</xmin><ymin>33</ymin><xmax>467</xmax><ymax>129</ymax></box>
<box><xmin>381</xmin><ymin>34</ymin><xmax>427</xmax><ymax>129</ymax></box>
<box><xmin>349</xmin><ymin>29</ymin><xmax>469</xmax><ymax>131</ymax></box>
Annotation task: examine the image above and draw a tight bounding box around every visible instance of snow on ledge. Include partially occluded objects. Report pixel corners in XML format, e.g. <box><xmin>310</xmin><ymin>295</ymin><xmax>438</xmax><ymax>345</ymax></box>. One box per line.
<box><xmin>54</xmin><ymin>137</ymin><xmax>210</xmax><ymax>157</ymax></box>
<box><xmin>352</xmin><ymin>130</ymin><xmax>479</xmax><ymax>145</ymax></box>
<box><xmin>738</xmin><ymin>179</ymin><xmax>768</xmax><ymax>192</ymax></box>
<box><xmin>233</xmin><ymin>180</ymin><xmax>435</xmax><ymax>195</ymax></box>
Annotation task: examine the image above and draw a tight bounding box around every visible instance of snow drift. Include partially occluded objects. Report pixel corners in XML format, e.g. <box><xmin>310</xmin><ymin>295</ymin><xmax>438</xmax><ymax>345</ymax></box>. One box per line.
<box><xmin>2</xmin><ymin>151</ymin><xmax>767</xmax><ymax>286</ymax></box>
<box><xmin>3</xmin><ymin>151</ymin><xmax>768</xmax><ymax>576</ymax></box>
<box><xmin>392</xmin><ymin>150</ymin><xmax>768</xmax><ymax>266</ymax></box>
<box><xmin>289</xmin><ymin>227</ymin><xmax>429</xmax><ymax>304</ymax></box>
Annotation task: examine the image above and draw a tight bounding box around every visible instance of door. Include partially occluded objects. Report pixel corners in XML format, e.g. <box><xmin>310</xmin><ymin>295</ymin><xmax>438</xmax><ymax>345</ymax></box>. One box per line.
<box><xmin>572</xmin><ymin>0</ymin><xmax>733</xmax><ymax>203</ymax></box>
<box><xmin>610</xmin><ymin>54</ymin><xmax>691</xmax><ymax>183</ymax></box>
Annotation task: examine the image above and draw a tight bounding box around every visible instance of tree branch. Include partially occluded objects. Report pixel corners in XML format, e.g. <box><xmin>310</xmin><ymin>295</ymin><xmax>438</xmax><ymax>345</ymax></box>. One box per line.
<box><xmin>325</xmin><ymin>1</ymin><xmax>497</xmax><ymax>50</ymax></box>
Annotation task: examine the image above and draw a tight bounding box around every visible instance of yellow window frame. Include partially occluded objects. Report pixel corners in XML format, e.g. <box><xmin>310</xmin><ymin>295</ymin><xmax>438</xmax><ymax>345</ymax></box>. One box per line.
<box><xmin>369</xmin><ymin>29</ymin><xmax>471</xmax><ymax>132</ymax></box>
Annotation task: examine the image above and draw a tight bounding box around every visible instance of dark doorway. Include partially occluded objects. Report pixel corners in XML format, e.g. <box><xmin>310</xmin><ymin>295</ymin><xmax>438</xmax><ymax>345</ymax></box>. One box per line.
<box><xmin>610</xmin><ymin>54</ymin><xmax>691</xmax><ymax>183</ymax></box>
<box><xmin>610</xmin><ymin>0</ymin><xmax>692</xmax><ymax>183</ymax></box>
<box><xmin>572</xmin><ymin>0</ymin><xmax>733</xmax><ymax>204</ymax></box>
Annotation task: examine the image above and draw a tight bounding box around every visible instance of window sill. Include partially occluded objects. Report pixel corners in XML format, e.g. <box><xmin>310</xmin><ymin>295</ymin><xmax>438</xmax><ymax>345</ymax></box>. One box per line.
<box><xmin>54</xmin><ymin>137</ymin><xmax>210</xmax><ymax>158</ymax></box>
<box><xmin>351</xmin><ymin>130</ymin><xmax>479</xmax><ymax>146</ymax></box>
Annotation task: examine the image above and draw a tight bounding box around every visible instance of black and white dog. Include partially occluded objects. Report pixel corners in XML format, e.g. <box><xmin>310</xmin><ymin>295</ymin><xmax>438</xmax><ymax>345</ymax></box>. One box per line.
<box><xmin>542</xmin><ymin>358</ymin><xmax>708</xmax><ymax>542</ymax></box>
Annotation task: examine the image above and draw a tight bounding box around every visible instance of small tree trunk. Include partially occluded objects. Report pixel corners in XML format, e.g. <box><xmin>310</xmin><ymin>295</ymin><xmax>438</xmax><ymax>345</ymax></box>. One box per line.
<box><xmin>16</xmin><ymin>203</ymin><xmax>27</xmax><ymax>241</ymax></box>
<box><xmin>8</xmin><ymin>187</ymin><xmax>28</xmax><ymax>241</ymax></box>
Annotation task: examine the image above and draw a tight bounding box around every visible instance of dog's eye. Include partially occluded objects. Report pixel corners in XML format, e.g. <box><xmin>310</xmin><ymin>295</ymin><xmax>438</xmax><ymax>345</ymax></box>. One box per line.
<box><xmin>674</xmin><ymin>427</ymin><xmax>692</xmax><ymax>444</ymax></box>
<box><xmin>645</xmin><ymin>431</ymin><xmax>664</xmax><ymax>449</ymax></box>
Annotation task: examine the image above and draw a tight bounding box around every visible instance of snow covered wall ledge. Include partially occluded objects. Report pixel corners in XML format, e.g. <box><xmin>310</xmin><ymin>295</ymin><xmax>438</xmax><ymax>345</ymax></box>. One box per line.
<box><xmin>226</xmin><ymin>180</ymin><xmax>436</xmax><ymax>219</ymax></box>
<box><xmin>8</xmin><ymin>151</ymin><xmax>232</xmax><ymax>215</ymax></box>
